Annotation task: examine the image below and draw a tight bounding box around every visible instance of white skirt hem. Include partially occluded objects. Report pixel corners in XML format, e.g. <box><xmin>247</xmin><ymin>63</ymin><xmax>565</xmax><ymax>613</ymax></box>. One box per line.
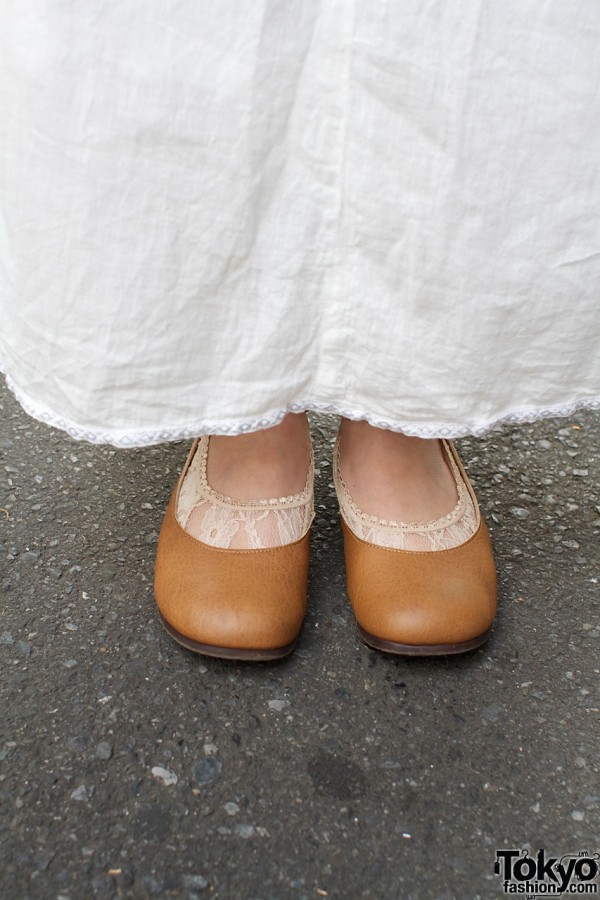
<box><xmin>3</xmin><ymin>370</ymin><xmax>598</xmax><ymax>449</ymax></box>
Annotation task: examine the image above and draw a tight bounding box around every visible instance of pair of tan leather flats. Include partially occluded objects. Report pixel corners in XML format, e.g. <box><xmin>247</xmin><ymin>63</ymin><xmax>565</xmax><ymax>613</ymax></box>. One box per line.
<box><xmin>154</xmin><ymin>431</ymin><xmax>497</xmax><ymax>660</ymax></box>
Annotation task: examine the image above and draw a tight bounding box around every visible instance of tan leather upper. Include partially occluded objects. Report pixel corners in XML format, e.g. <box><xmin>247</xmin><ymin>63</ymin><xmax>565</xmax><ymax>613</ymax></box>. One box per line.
<box><xmin>339</xmin><ymin>441</ymin><xmax>497</xmax><ymax>646</ymax></box>
<box><xmin>341</xmin><ymin>516</ymin><xmax>497</xmax><ymax>645</ymax></box>
<box><xmin>154</xmin><ymin>440</ymin><xmax>312</xmax><ymax>651</ymax></box>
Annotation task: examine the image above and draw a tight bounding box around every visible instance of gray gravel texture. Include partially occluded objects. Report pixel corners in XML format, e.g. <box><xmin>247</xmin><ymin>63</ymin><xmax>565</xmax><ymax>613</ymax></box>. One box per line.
<box><xmin>0</xmin><ymin>379</ymin><xmax>598</xmax><ymax>899</ymax></box>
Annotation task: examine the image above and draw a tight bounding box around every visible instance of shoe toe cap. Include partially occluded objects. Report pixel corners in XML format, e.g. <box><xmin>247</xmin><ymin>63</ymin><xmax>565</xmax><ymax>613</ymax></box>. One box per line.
<box><xmin>342</xmin><ymin>517</ymin><xmax>497</xmax><ymax>649</ymax></box>
<box><xmin>154</xmin><ymin>496</ymin><xmax>309</xmax><ymax>652</ymax></box>
<box><xmin>158</xmin><ymin>582</ymin><xmax>305</xmax><ymax>651</ymax></box>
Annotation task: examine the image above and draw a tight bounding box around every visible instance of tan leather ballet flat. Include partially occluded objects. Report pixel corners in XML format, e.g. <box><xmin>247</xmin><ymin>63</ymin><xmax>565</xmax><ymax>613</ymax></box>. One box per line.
<box><xmin>154</xmin><ymin>437</ymin><xmax>314</xmax><ymax>660</ymax></box>
<box><xmin>334</xmin><ymin>435</ymin><xmax>497</xmax><ymax>655</ymax></box>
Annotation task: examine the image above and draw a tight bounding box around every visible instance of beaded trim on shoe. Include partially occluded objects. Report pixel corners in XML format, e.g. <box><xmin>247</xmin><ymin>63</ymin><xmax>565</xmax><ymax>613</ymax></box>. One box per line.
<box><xmin>333</xmin><ymin>434</ymin><xmax>479</xmax><ymax>551</ymax></box>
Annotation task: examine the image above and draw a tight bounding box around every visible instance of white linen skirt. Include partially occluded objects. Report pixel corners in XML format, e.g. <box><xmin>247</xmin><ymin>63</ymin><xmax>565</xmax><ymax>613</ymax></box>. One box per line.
<box><xmin>1</xmin><ymin>1</ymin><xmax>599</xmax><ymax>447</ymax></box>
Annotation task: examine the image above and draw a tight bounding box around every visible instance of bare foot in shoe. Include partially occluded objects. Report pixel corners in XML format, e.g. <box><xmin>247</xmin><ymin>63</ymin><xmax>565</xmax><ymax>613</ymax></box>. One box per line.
<box><xmin>207</xmin><ymin>412</ymin><xmax>312</xmax><ymax>500</ymax></box>
<box><xmin>338</xmin><ymin>418</ymin><xmax>458</xmax><ymax>523</ymax></box>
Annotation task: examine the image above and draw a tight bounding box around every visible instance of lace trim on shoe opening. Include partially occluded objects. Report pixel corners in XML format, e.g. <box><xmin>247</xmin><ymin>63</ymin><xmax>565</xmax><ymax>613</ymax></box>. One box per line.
<box><xmin>333</xmin><ymin>436</ymin><xmax>479</xmax><ymax>551</ymax></box>
<box><xmin>176</xmin><ymin>435</ymin><xmax>315</xmax><ymax>549</ymax></box>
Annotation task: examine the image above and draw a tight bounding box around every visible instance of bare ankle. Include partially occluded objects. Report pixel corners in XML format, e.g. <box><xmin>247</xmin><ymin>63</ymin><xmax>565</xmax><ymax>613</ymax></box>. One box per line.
<box><xmin>206</xmin><ymin>412</ymin><xmax>311</xmax><ymax>500</ymax></box>
<box><xmin>338</xmin><ymin>418</ymin><xmax>458</xmax><ymax>521</ymax></box>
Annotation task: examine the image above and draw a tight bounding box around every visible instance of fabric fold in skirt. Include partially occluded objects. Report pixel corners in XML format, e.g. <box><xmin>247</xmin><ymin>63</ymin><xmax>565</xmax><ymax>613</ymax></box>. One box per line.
<box><xmin>1</xmin><ymin>1</ymin><xmax>599</xmax><ymax>446</ymax></box>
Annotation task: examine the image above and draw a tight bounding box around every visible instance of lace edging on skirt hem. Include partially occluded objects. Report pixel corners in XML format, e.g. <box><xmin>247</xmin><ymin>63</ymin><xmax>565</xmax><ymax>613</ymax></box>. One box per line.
<box><xmin>2</xmin><ymin>369</ymin><xmax>599</xmax><ymax>448</ymax></box>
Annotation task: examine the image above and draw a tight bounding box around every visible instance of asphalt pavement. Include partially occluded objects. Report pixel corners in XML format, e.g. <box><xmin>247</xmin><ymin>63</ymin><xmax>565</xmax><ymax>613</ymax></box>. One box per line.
<box><xmin>1</xmin><ymin>379</ymin><xmax>598</xmax><ymax>899</ymax></box>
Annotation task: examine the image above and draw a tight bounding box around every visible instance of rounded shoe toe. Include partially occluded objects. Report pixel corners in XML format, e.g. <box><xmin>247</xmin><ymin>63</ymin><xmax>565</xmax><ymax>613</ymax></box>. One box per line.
<box><xmin>341</xmin><ymin>516</ymin><xmax>497</xmax><ymax>651</ymax></box>
<box><xmin>155</xmin><ymin>491</ymin><xmax>310</xmax><ymax>654</ymax></box>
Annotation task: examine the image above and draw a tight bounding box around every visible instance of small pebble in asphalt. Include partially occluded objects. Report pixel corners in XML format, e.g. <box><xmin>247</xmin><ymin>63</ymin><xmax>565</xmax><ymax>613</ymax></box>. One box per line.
<box><xmin>182</xmin><ymin>874</ymin><xmax>209</xmax><ymax>890</ymax></box>
<box><xmin>192</xmin><ymin>757</ymin><xmax>223</xmax><ymax>787</ymax></box>
<box><xmin>151</xmin><ymin>765</ymin><xmax>178</xmax><ymax>786</ymax></box>
<box><xmin>483</xmin><ymin>705</ymin><xmax>501</xmax><ymax>722</ymax></box>
<box><xmin>95</xmin><ymin>741</ymin><xmax>113</xmax><ymax>760</ymax></box>
<box><xmin>268</xmin><ymin>699</ymin><xmax>289</xmax><ymax>711</ymax></box>
<box><xmin>510</xmin><ymin>507</ymin><xmax>530</xmax><ymax>519</ymax></box>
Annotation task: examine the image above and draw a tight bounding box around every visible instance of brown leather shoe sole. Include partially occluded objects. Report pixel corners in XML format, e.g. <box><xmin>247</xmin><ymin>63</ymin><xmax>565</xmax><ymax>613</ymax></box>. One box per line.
<box><xmin>357</xmin><ymin>623</ymin><xmax>492</xmax><ymax>656</ymax></box>
<box><xmin>158</xmin><ymin>609</ymin><xmax>297</xmax><ymax>661</ymax></box>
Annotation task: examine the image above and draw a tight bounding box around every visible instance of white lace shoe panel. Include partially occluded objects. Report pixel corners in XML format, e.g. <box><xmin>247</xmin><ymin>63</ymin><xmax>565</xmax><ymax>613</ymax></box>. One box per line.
<box><xmin>333</xmin><ymin>435</ymin><xmax>479</xmax><ymax>551</ymax></box>
<box><xmin>176</xmin><ymin>436</ymin><xmax>315</xmax><ymax>549</ymax></box>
